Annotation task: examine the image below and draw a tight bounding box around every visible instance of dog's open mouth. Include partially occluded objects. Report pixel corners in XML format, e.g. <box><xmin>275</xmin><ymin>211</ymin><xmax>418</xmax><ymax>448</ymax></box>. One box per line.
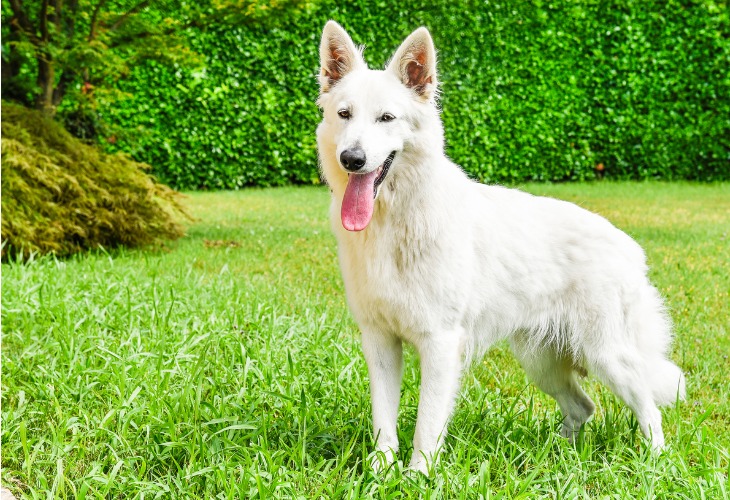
<box><xmin>341</xmin><ymin>151</ymin><xmax>396</xmax><ymax>232</ymax></box>
<box><xmin>373</xmin><ymin>151</ymin><xmax>396</xmax><ymax>196</ymax></box>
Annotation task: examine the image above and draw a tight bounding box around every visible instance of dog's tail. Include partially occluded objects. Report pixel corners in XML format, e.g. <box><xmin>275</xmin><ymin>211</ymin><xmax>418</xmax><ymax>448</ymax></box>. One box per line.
<box><xmin>631</xmin><ymin>284</ymin><xmax>687</xmax><ymax>406</ymax></box>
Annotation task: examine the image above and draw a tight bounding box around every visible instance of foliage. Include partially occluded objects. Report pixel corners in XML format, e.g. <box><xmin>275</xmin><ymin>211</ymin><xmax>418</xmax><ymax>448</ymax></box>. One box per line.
<box><xmin>2</xmin><ymin>184</ymin><xmax>729</xmax><ymax>496</ymax></box>
<box><xmin>1</xmin><ymin>102</ymin><xmax>188</xmax><ymax>260</ymax></box>
<box><xmin>0</xmin><ymin>0</ymin><xmax>302</xmax><ymax>125</ymax></box>
<box><xmin>102</xmin><ymin>6</ymin><xmax>319</xmax><ymax>189</ymax></box>
<box><xmin>99</xmin><ymin>0</ymin><xmax>730</xmax><ymax>189</ymax></box>
<box><xmin>1</xmin><ymin>0</ymin><xmax>201</xmax><ymax>116</ymax></box>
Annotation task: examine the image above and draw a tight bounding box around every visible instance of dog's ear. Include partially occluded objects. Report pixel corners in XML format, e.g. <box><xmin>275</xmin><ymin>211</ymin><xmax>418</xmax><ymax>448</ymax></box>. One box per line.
<box><xmin>387</xmin><ymin>27</ymin><xmax>438</xmax><ymax>102</ymax></box>
<box><xmin>319</xmin><ymin>21</ymin><xmax>365</xmax><ymax>93</ymax></box>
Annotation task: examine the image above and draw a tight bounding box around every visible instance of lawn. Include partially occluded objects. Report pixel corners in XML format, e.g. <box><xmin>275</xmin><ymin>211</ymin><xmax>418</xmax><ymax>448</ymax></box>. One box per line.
<box><xmin>2</xmin><ymin>182</ymin><xmax>729</xmax><ymax>498</ymax></box>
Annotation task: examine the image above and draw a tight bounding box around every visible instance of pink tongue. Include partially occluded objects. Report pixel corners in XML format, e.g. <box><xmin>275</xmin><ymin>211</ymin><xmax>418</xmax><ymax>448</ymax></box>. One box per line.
<box><xmin>341</xmin><ymin>169</ymin><xmax>379</xmax><ymax>231</ymax></box>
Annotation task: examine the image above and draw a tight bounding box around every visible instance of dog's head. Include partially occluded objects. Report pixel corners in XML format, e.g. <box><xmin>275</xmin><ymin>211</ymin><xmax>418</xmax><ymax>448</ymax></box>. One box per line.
<box><xmin>316</xmin><ymin>21</ymin><xmax>440</xmax><ymax>231</ymax></box>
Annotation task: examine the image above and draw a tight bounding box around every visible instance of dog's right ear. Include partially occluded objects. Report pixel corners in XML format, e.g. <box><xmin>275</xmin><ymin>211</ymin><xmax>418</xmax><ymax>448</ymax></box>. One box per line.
<box><xmin>319</xmin><ymin>21</ymin><xmax>364</xmax><ymax>93</ymax></box>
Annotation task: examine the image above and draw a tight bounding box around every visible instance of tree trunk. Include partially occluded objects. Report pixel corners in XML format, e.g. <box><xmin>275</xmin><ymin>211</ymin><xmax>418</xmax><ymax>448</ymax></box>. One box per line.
<box><xmin>35</xmin><ymin>53</ymin><xmax>57</xmax><ymax>116</ymax></box>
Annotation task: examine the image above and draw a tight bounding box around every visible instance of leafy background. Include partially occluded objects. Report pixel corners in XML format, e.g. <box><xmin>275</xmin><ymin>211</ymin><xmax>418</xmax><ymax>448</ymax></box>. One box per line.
<box><xmin>4</xmin><ymin>0</ymin><xmax>725</xmax><ymax>189</ymax></box>
<box><xmin>95</xmin><ymin>0</ymin><xmax>730</xmax><ymax>189</ymax></box>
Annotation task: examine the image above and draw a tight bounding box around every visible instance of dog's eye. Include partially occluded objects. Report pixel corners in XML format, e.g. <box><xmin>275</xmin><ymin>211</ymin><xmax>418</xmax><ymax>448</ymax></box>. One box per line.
<box><xmin>338</xmin><ymin>109</ymin><xmax>351</xmax><ymax>119</ymax></box>
<box><xmin>379</xmin><ymin>113</ymin><xmax>396</xmax><ymax>122</ymax></box>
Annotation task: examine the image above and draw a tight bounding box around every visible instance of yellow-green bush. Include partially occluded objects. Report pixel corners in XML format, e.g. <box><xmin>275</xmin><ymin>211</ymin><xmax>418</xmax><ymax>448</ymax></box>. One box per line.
<box><xmin>1</xmin><ymin>103</ymin><xmax>188</xmax><ymax>260</ymax></box>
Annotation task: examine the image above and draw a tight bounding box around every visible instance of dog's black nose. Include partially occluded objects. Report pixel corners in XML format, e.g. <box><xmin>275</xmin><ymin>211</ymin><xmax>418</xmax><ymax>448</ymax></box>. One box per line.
<box><xmin>340</xmin><ymin>148</ymin><xmax>367</xmax><ymax>172</ymax></box>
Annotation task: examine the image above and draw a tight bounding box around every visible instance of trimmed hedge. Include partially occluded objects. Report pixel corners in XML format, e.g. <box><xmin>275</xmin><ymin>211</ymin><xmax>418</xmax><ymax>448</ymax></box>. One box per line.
<box><xmin>104</xmin><ymin>0</ymin><xmax>729</xmax><ymax>188</ymax></box>
<box><xmin>1</xmin><ymin>103</ymin><xmax>188</xmax><ymax>260</ymax></box>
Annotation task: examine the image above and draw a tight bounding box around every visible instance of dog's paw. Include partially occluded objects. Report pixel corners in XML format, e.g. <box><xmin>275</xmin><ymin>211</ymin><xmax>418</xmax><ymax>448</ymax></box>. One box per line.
<box><xmin>407</xmin><ymin>452</ymin><xmax>436</xmax><ymax>476</ymax></box>
<box><xmin>560</xmin><ymin>421</ymin><xmax>582</xmax><ymax>442</ymax></box>
<box><xmin>649</xmin><ymin>433</ymin><xmax>666</xmax><ymax>454</ymax></box>
<box><xmin>560</xmin><ymin>409</ymin><xmax>594</xmax><ymax>442</ymax></box>
<box><xmin>406</xmin><ymin>460</ymin><xmax>430</xmax><ymax>476</ymax></box>
<box><xmin>369</xmin><ymin>448</ymin><xmax>398</xmax><ymax>473</ymax></box>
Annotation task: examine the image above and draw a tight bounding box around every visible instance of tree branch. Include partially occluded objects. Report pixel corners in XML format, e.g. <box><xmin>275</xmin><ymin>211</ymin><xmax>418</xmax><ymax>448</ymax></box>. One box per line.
<box><xmin>109</xmin><ymin>0</ymin><xmax>152</xmax><ymax>32</ymax></box>
<box><xmin>89</xmin><ymin>0</ymin><xmax>109</xmax><ymax>41</ymax></box>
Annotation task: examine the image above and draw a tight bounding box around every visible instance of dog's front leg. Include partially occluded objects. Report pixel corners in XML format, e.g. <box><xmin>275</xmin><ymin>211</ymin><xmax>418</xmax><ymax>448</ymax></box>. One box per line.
<box><xmin>361</xmin><ymin>330</ymin><xmax>403</xmax><ymax>471</ymax></box>
<box><xmin>410</xmin><ymin>328</ymin><xmax>464</xmax><ymax>474</ymax></box>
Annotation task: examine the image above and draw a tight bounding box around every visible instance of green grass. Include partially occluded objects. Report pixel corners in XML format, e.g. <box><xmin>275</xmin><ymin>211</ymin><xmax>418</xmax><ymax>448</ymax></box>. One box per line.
<box><xmin>2</xmin><ymin>182</ymin><xmax>729</xmax><ymax>498</ymax></box>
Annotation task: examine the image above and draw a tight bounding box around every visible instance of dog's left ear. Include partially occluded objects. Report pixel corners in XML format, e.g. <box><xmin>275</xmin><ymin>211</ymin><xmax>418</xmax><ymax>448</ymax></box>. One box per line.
<box><xmin>387</xmin><ymin>27</ymin><xmax>438</xmax><ymax>102</ymax></box>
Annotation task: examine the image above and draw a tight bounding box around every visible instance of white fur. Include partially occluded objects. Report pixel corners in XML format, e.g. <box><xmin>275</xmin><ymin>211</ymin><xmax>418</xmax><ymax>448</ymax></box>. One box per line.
<box><xmin>317</xmin><ymin>21</ymin><xmax>686</xmax><ymax>474</ymax></box>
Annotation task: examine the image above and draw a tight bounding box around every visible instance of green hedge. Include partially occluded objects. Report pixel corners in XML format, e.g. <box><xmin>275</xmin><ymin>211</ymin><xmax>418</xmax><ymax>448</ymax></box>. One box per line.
<box><xmin>104</xmin><ymin>0</ymin><xmax>729</xmax><ymax>189</ymax></box>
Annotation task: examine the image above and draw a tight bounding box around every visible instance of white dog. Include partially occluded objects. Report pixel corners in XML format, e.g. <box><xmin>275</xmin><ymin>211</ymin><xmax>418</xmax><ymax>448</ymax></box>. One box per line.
<box><xmin>316</xmin><ymin>21</ymin><xmax>685</xmax><ymax>474</ymax></box>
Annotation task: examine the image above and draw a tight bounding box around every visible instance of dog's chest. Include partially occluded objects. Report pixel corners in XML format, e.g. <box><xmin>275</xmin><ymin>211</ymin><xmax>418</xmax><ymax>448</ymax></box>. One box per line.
<box><xmin>337</xmin><ymin>230</ymin><xmax>464</xmax><ymax>336</ymax></box>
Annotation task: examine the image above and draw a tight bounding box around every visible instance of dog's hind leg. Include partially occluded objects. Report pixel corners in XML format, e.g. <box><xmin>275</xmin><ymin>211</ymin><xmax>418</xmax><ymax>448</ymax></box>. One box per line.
<box><xmin>410</xmin><ymin>327</ymin><xmax>466</xmax><ymax>474</ymax></box>
<box><xmin>361</xmin><ymin>330</ymin><xmax>403</xmax><ymax>471</ymax></box>
<box><xmin>586</xmin><ymin>348</ymin><xmax>665</xmax><ymax>450</ymax></box>
<box><xmin>511</xmin><ymin>338</ymin><xmax>595</xmax><ymax>441</ymax></box>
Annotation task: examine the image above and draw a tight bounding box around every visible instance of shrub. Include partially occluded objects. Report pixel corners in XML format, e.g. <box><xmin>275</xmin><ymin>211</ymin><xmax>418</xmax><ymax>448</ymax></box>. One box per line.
<box><xmin>1</xmin><ymin>102</ymin><xmax>189</xmax><ymax>260</ymax></box>
<box><xmin>102</xmin><ymin>0</ymin><xmax>729</xmax><ymax>188</ymax></box>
